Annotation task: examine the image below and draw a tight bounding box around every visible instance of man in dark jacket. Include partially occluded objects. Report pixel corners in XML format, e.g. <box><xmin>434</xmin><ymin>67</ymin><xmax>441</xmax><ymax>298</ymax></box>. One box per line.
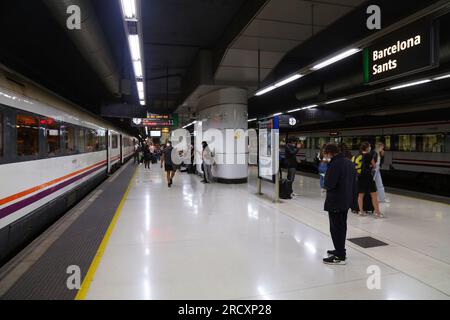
<box><xmin>322</xmin><ymin>143</ymin><xmax>357</xmax><ymax>265</ymax></box>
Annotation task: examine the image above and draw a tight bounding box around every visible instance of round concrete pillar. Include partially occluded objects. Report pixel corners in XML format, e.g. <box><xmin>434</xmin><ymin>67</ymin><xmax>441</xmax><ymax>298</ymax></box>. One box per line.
<box><xmin>195</xmin><ymin>87</ymin><xmax>248</xmax><ymax>184</ymax></box>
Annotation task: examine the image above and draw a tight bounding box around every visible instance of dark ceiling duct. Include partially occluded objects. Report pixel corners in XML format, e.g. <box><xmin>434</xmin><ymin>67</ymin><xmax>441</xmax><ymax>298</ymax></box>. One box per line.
<box><xmin>43</xmin><ymin>0</ymin><xmax>121</xmax><ymax>97</ymax></box>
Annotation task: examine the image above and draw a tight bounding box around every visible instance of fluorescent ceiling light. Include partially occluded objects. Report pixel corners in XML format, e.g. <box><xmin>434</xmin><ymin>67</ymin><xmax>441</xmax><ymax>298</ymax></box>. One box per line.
<box><xmin>433</xmin><ymin>74</ymin><xmax>450</xmax><ymax>81</ymax></box>
<box><xmin>183</xmin><ymin>121</ymin><xmax>196</xmax><ymax>129</ymax></box>
<box><xmin>388</xmin><ymin>79</ymin><xmax>432</xmax><ymax>91</ymax></box>
<box><xmin>312</xmin><ymin>48</ymin><xmax>360</xmax><ymax>71</ymax></box>
<box><xmin>255</xmin><ymin>86</ymin><xmax>276</xmax><ymax>96</ymax></box>
<box><xmin>138</xmin><ymin>91</ymin><xmax>145</xmax><ymax>100</ymax></box>
<box><xmin>274</xmin><ymin>74</ymin><xmax>302</xmax><ymax>88</ymax></box>
<box><xmin>301</xmin><ymin>104</ymin><xmax>318</xmax><ymax>110</ymax></box>
<box><xmin>248</xmin><ymin>118</ymin><xmax>257</xmax><ymax>122</ymax></box>
<box><xmin>273</xmin><ymin>112</ymin><xmax>283</xmax><ymax>117</ymax></box>
<box><xmin>128</xmin><ymin>35</ymin><xmax>141</xmax><ymax>61</ymax></box>
<box><xmin>325</xmin><ymin>98</ymin><xmax>347</xmax><ymax>105</ymax></box>
<box><xmin>140</xmin><ymin>100</ymin><xmax>145</xmax><ymax>106</ymax></box>
<box><xmin>137</xmin><ymin>81</ymin><xmax>144</xmax><ymax>92</ymax></box>
<box><xmin>133</xmin><ymin>61</ymin><xmax>143</xmax><ymax>78</ymax></box>
<box><xmin>121</xmin><ymin>0</ymin><xmax>136</xmax><ymax>20</ymax></box>
<box><xmin>288</xmin><ymin>108</ymin><xmax>302</xmax><ymax>113</ymax></box>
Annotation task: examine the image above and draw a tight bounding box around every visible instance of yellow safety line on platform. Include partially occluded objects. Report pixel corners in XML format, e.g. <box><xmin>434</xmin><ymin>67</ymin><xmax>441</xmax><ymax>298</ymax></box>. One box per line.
<box><xmin>75</xmin><ymin>167</ymin><xmax>138</xmax><ymax>300</ymax></box>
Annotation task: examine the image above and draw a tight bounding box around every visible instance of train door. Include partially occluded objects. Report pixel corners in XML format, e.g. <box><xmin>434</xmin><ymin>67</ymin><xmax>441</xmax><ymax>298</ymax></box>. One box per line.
<box><xmin>120</xmin><ymin>134</ymin><xmax>123</xmax><ymax>164</ymax></box>
<box><xmin>106</xmin><ymin>130</ymin><xmax>111</xmax><ymax>174</ymax></box>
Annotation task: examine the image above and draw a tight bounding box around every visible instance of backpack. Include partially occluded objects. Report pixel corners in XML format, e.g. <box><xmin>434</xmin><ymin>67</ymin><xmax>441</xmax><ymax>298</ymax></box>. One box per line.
<box><xmin>352</xmin><ymin>154</ymin><xmax>363</xmax><ymax>175</ymax></box>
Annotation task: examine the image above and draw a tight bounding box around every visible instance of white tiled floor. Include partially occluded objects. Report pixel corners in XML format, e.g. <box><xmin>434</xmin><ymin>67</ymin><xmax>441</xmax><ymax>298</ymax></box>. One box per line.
<box><xmin>85</xmin><ymin>165</ymin><xmax>450</xmax><ymax>300</ymax></box>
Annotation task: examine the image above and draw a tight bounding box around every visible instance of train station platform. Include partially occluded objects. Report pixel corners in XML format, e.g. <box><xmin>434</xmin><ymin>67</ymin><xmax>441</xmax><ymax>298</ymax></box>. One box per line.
<box><xmin>0</xmin><ymin>163</ymin><xmax>449</xmax><ymax>300</ymax></box>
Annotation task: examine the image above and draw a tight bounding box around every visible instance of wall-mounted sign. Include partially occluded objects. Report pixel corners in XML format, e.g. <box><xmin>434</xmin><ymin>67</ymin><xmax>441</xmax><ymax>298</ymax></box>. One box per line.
<box><xmin>278</xmin><ymin>115</ymin><xmax>300</xmax><ymax>129</ymax></box>
<box><xmin>258</xmin><ymin>117</ymin><xmax>279</xmax><ymax>183</ymax></box>
<box><xmin>363</xmin><ymin>21</ymin><xmax>438</xmax><ymax>84</ymax></box>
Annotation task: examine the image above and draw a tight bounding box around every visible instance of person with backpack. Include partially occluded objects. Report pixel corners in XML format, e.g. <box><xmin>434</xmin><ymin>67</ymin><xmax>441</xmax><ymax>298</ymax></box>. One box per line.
<box><xmin>356</xmin><ymin>142</ymin><xmax>383</xmax><ymax>218</ymax></box>
<box><xmin>322</xmin><ymin>143</ymin><xmax>357</xmax><ymax>265</ymax></box>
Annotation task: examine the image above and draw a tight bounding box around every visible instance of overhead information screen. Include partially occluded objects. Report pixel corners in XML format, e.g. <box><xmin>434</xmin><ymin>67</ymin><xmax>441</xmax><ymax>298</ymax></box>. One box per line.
<box><xmin>364</xmin><ymin>21</ymin><xmax>438</xmax><ymax>84</ymax></box>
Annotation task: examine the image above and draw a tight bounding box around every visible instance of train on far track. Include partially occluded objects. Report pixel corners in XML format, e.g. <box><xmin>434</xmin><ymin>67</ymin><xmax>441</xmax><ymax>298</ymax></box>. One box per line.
<box><xmin>0</xmin><ymin>67</ymin><xmax>136</xmax><ymax>265</ymax></box>
<box><xmin>280</xmin><ymin>118</ymin><xmax>450</xmax><ymax>197</ymax></box>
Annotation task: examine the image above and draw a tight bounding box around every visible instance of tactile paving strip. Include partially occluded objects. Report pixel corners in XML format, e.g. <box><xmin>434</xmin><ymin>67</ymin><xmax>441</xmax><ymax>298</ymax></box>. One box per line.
<box><xmin>0</xmin><ymin>163</ymin><xmax>136</xmax><ymax>300</ymax></box>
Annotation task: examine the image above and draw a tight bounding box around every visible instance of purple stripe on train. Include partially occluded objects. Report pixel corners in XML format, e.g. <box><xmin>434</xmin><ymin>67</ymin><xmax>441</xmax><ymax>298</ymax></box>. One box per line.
<box><xmin>0</xmin><ymin>164</ymin><xmax>107</xmax><ymax>220</ymax></box>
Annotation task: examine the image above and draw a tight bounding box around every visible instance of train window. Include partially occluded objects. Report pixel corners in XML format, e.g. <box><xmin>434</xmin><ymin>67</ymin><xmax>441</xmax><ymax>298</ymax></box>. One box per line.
<box><xmin>77</xmin><ymin>128</ymin><xmax>85</xmax><ymax>153</ymax></box>
<box><xmin>342</xmin><ymin>137</ymin><xmax>353</xmax><ymax>150</ymax></box>
<box><xmin>422</xmin><ymin>134</ymin><xmax>444</xmax><ymax>153</ymax></box>
<box><xmin>97</xmin><ymin>130</ymin><xmax>106</xmax><ymax>151</ymax></box>
<box><xmin>445</xmin><ymin>134</ymin><xmax>450</xmax><ymax>153</ymax></box>
<box><xmin>85</xmin><ymin>129</ymin><xmax>98</xmax><ymax>152</ymax></box>
<box><xmin>384</xmin><ymin>136</ymin><xmax>392</xmax><ymax>151</ymax></box>
<box><xmin>62</xmin><ymin>125</ymin><xmax>75</xmax><ymax>154</ymax></box>
<box><xmin>112</xmin><ymin>135</ymin><xmax>118</xmax><ymax>149</ymax></box>
<box><xmin>354</xmin><ymin>137</ymin><xmax>363</xmax><ymax>151</ymax></box>
<box><xmin>398</xmin><ymin>135</ymin><xmax>417</xmax><ymax>152</ymax></box>
<box><xmin>0</xmin><ymin>112</ymin><xmax>3</xmax><ymax>157</ymax></box>
<box><xmin>16</xmin><ymin>114</ymin><xmax>39</xmax><ymax>157</ymax></box>
<box><xmin>316</xmin><ymin>137</ymin><xmax>329</xmax><ymax>149</ymax></box>
<box><xmin>44</xmin><ymin>118</ymin><xmax>61</xmax><ymax>156</ymax></box>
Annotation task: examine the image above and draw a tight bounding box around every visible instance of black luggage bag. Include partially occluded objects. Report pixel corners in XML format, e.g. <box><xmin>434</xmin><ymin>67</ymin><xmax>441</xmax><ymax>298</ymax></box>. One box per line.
<box><xmin>279</xmin><ymin>179</ymin><xmax>293</xmax><ymax>200</ymax></box>
<box><xmin>187</xmin><ymin>164</ymin><xmax>196</xmax><ymax>174</ymax></box>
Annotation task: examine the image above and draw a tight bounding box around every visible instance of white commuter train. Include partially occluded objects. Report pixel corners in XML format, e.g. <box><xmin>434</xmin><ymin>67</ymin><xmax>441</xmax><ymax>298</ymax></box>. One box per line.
<box><xmin>280</xmin><ymin>120</ymin><xmax>450</xmax><ymax>195</ymax></box>
<box><xmin>0</xmin><ymin>69</ymin><xmax>136</xmax><ymax>264</ymax></box>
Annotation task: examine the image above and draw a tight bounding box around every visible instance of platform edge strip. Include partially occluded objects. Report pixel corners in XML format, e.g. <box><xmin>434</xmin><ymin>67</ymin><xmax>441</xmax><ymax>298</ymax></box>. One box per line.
<box><xmin>75</xmin><ymin>167</ymin><xmax>138</xmax><ymax>300</ymax></box>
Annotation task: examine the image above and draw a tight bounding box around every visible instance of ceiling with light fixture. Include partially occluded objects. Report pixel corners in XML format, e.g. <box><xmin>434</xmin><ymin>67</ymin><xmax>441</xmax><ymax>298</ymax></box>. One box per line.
<box><xmin>1</xmin><ymin>0</ymin><xmax>449</xmax><ymax>136</ymax></box>
<box><xmin>248</xmin><ymin>0</ymin><xmax>450</xmax><ymax>122</ymax></box>
<box><xmin>140</xmin><ymin>0</ymin><xmax>249</xmax><ymax>113</ymax></box>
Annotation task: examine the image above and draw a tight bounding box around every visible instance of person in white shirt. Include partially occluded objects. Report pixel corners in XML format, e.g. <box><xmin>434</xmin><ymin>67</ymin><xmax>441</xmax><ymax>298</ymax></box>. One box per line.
<box><xmin>374</xmin><ymin>143</ymin><xmax>389</xmax><ymax>203</ymax></box>
<box><xmin>201</xmin><ymin>141</ymin><xmax>214</xmax><ymax>183</ymax></box>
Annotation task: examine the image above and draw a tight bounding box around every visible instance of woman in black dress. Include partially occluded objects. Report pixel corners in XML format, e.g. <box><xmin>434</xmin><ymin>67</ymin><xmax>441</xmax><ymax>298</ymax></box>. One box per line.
<box><xmin>357</xmin><ymin>142</ymin><xmax>383</xmax><ymax>218</ymax></box>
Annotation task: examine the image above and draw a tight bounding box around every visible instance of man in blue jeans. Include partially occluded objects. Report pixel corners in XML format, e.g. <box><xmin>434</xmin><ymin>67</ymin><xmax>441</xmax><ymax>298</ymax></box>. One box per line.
<box><xmin>322</xmin><ymin>143</ymin><xmax>358</xmax><ymax>265</ymax></box>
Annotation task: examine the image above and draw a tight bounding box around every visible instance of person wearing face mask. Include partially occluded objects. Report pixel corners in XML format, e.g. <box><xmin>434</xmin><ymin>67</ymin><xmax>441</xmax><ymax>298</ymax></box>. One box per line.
<box><xmin>201</xmin><ymin>141</ymin><xmax>214</xmax><ymax>183</ymax></box>
<box><xmin>322</xmin><ymin>143</ymin><xmax>357</xmax><ymax>265</ymax></box>
<box><xmin>161</xmin><ymin>141</ymin><xmax>176</xmax><ymax>188</ymax></box>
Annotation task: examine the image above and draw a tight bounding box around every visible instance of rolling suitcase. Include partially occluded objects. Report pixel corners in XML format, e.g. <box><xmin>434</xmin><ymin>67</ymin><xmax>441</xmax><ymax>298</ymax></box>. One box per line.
<box><xmin>279</xmin><ymin>179</ymin><xmax>293</xmax><ymax>200</ymax></box>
